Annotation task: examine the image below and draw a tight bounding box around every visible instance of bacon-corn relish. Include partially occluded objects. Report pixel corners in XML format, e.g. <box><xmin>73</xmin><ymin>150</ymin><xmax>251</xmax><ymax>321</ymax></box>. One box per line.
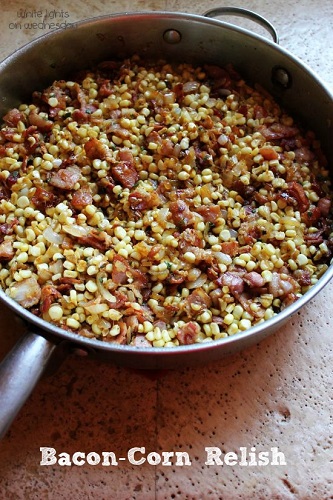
<box><xmin>0</xmin><ymin>56</ymin><xmax>332</xmax><ymax>347</ymax></box>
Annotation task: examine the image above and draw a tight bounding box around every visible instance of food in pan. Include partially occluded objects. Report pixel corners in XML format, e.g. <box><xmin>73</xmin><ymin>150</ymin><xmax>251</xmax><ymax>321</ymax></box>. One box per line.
<box><xmin>0</xmin><ymin>55</ymin><xmax>332</xmax><ymax>347</ymax></box>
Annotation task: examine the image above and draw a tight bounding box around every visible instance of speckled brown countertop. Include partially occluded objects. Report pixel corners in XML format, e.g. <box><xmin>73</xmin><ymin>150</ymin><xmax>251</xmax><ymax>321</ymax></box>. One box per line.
<box><xmin>0</xmin><ymin>1</ymin><xmax>332</xmax><ymax>499</ymax></box>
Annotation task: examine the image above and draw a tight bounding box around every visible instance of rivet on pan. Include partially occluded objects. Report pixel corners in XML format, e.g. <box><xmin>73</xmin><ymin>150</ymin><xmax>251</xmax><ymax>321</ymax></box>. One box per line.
<box><xmin>272</xmin><ymin>66</ymin><xmax>292</xmax><ymax>89</ymax></box>
<box><xmin>163</xmin><ymin>29</ymin><xmax>182</xmax><ymax>44</ymax></box>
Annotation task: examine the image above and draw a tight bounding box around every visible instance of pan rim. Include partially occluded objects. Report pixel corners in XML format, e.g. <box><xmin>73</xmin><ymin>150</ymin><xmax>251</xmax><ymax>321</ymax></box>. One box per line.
<box><xmin>0</xmin><ymin>9</ymin><xmax>332</xmax><ymax>357</ymax></box>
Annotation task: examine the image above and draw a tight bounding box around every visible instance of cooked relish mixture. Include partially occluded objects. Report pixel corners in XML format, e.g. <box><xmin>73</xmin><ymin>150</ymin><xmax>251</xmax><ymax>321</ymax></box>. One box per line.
<box><xmin>0</xmin><ymin>55</ymin><xmax>332</xmax><ymax>347</ymax></box>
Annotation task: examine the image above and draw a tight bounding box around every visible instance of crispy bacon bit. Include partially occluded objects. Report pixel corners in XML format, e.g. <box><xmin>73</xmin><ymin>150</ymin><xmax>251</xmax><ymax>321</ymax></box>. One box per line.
<box><xmin>49</xmin><ymin>166</ymin><xmax>81</xmax><ymax>190</ymax></box>
<box><xmin>220</xmin><ymin>241</ymin><xmax>240</xmax><ymax>257</ymax></box>
<box><xmin>128</xmin><ymin>189</ymin><xmax>162</xmax><ymax>212</ymax></box>
<box><xmin>177</xmin><ymin>321</ymin><xmax>200</xmax><ymax>345</ymax></box>
<box><xmin>98</xmin><ymin>80</ymin><xmax>114</xmax><ymax>98</ymax></box>
<box><xmin>304</xmin><ymin>229</ymin><xmax>324</xmax><ymax>246</ymax></box>
<box><xmin>169</xmin><ymin>200</ymin><xmax>194</xmax><ymax>228</ymax></box>
<box><xmin>107</xmin><ymin>124</ymin><xmax>131</xmax><ymax>139</ymax></box>
<box><xmin>178</xmin><ymin>228</ymin><xmax>204</xmax><ymax>252</ymax></box>
<box><xmin>184</xmin><ymin>288</ymin><xmax>212</xmax><ymax>317</ymax></box>
<box><xmin>28</xmin><ymin>109</ymin><xmax>53</xmax><ymax>132</ymax></box>
<box><xmin>112</xmin><ymin>254</ymin><xmax>147</xmax><ymax>290</ymax></box>
<box><xmin>259</xmin><ymin>146</ymin><xmax>279</xmax><ymax>161</ymax></box>
<box><xmin>31</xmin><ymin>186</ymin><xmax>58</xmax><ymax>212</ymax></box>
<box><xmin>195</xmin><ymin>204</ymin><xmax>221</xmax><ymax>223</ymax></box>
<box><xmin>285</xmin><ymin>181</ymin><xmax>310</xmax><ymax>213</ymax></box>
<box><xmin>293</xmin><ymin>269</ymin><xmax>311</xmax><ymax>287</ymax></box>
<box><xmin>0</xmin><ymin>219</ymin><xmax>18</xmax><ymax>239</ymax></box>
<box><xmin>0</xmin><ymin>239</ymin><xmax>14</xmax><ymax>261</ymax></box>
<box><xmin>260</xmin><ymin>122</ymin><xmax>298</xmax><ymax>140</ymax></box>
<box><xmin>84</xmin><ymin>137</ymin><xmax>109</xmax><ymax>160</ymax></box>
<box><xmin>3</xmin><ymin>108</ymin><xmax>25</xmax><ymax>127</ymax></box>
<box><xmin>111</xmin><ymin>160</ymin><xmax>139</xmax><ymax>189</ymax></box>
<box><xmin>216</xmin><ymin>272</ymin><xmax>244</xmax><ymax>295</ymax></box>
<box><xmin>112</xmin><ymin>254</ymin><xmax>128</xmax><ymax>284</ymax></box>
<box><xmin>71</xmin><ymin>187</ymin><xmax>93</xmax><ymax>210</ymax></box>
<box><xmin>301</xmin><ymin>205</ymin><xmax>322</xmax><ymax>227</ymax></box>
<box><xmin>40</xmin><ymin>285</ymin><xmax>61</xmax><ymax>314</ymax></box>
<box><xmin>243</xmin><ymin>272</ymin><xmax>265</xmax><ymax>289</ymax></box>
<box><xmin>77</xmin><ymin>229</ymin><xmax>111</xmax><ymax>252</ymax></box>
<box><xmin>295</xmin><ymin>147</ymin><xmax>314</xmax><ymax>164</ymax></box>
<box><xmin>317</xmin><ymin>197</ymin><xmax>331</xmax><ymax>217</ymax></box>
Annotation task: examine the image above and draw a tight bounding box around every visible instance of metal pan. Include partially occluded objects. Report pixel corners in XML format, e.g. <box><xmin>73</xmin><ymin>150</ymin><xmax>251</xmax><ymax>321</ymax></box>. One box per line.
<box><xmin>0</xmin><ymin>8</ymin><xmax>332</xmax><ymax>438</ymax></box>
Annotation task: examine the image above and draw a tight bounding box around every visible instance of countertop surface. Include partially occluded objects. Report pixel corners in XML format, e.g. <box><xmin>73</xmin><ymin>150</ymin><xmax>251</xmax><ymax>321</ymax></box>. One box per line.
<box><xmin>0</xmin><ymin>1</ymin><xmax>332</xmax><ymax>499</ymax></box>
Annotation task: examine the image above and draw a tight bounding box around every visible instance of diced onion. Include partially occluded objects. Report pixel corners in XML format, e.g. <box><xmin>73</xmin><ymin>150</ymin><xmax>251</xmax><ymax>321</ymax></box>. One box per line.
<box><xmin>84</xmin><ymin>302</ymin><xmax>109</xmax><ymax>314</ymax></box>
<box><xmin>183</xmin><ymin>81</ymin><xmax>200</xmax><ymax>93</ymax></box>
<box><xmin>186</xmin><ymin>273</ymin><xmax>207</xmax><ymax>290</ymax></box>
<box><xmin>214</xmin><ymin>252</ymin><xmax>233</xmax><ymax>265</ymax></box>
<box><xmin>62</xmin><ymin>224</ymin><xmax>89</xmax><ymax>238</ymax></box>
<box><xmin>43</xmin><ymin>226</ymin><xmax>64</xmax><ymax>245</ymax></box>
<box><xmin>96</xmin><ymin>272</ymin><xmax>117</xmax><ymax>303</ymax></box>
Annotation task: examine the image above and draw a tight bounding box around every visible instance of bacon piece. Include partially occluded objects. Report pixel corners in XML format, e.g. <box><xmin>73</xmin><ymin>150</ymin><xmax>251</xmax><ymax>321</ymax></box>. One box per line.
<box><xmin>111</xmin><ymin>254</ymin><xmax>128</xmax><ymax>284</ymax></box>
<box><xmin>111</xmin><ymin>161</ymin><xmax>139</xmax><ymax>189</ymax></box>
<box><xmin>173</xmin><ymin>82</ymin><xmax>184</xmax><ymax>103</ymax></box>
<box><xmin>216</xmin><ymin>272</ymin><xmax>244</xmax><ymax>295</ymax></box>
<box><xmin>112</xmin><ymin>254</ymin><xmax>148</xmax><ymax>289</ymax></box>
<box><xmin>243</xmin><ymin>271</ymin><xmax>265</xmax><ymax>288</ymax></box>
<box><xmin>132</xmin><ymin>335</ymin><xmax>152</xmax><ymax>348</ymax></box>
<box><xmin>98</xmin><ymin>79</ymin><xmax>114</xmax><ymax>97</ymax></box>
<box><xmin>128</xmin><ymin>189</ymin><xmax>162</xmax><ymax>212</ymax></box>
<box><xmin>28</xmin><ymin>109</ymin><xmax>53</xmax><ymax>132</ymax></box>
<box><xmin>22</xmin><ymin>125</ymin><xmax>42</xmax><ymax>154</ymax></box>
<box><xmin>77</xmin><ymin>230</ymin><xmax>111</xmax><ymax>252</ymax></box>
<box><xmin>3</xmin><ymin>108</ymin><xmax>25</xmax><ymax>127</ymax></box>
<box><xmin>184</xmin><ymin>288</ymin><xmax>212</xmax><ymax>317</ymax></box>
<box><xmin>220</xmin><ymin>241</ymin><xmax>240</xmax><ymax>257</ymax></box>
<box><xmin>31</xmin><ymin>186</ymin><xmax>58</xmax><ymax>212</ymax></box>
<box><xmin>10</xmin><ymin>276</ymin><xmax>41</xmax><ymax>308</ymax></box>
<box><xmin>285</xmin><ymin>181</ymin><xmax>310</xmax><ymax>213</ymax></box>
<box><xmin>169</xmin><ymin>200</ymin><xmax>194</xmax><ymax>228</ymax></box>
<box><xmin>71</xmin><ymin>187</ymin><xmax>93</xmax><ymax>210</ymax></box>
<box><xmin>0</xmin><ymin>219</ymin><xmax>18</xmax><ymax>239</ymax></box>
<box><xmin>70</xmin><ymin>83</ymin><xmax>98</xmax><ymax>122</ymax></box>
<box><xmin>317</xmin><ymin>197</ymin><xmax>331</xmax><ymax>217</ymax></box>
<box><xmin>178</xmin><ymin>228</ymin><xmax>204</xmax><ymax>252</ymax></box>
<box><xmin>40</xmin><ymin>285</ymin><xmax>61</xmax><ymax>314</ymax></box>
<box><xmin>84</xmin><ymin>137</ymin><xmax>109</xmax><ymax>160</ymax></box>
<box><xmin>259</xmin><ymin>146</ymin><xmax>279</xmax><ymax>161</ymax></box>
<box><xmin>49</xmin><ymin>166</ymin><xmax>81</xmax><ymax>190</ymax></box>
<box><xmin>301</xmin><ymin>205</ymin><xmax>321</xmax><ymax>227</ymax></box>
<box><xmin>268</xmin><ymin>272</ymin><xmax>298</xmax><ymax>298</ymax></box>
<box><xmin>295</xmin><ymin>147</ymin><xmax>314</xmax><ymax>164</ymax></box>
<box><xmin>260</xmin><ymin>122</ymin><xmax>298</xmax><ymax>140</ymax></box>
<box><xmin>177</xmin><ymin>321</ymin><xmax>200</xmax><ymax>345</ymax></box>
<box><xmin>195</xmin><ymin>205</ymin><xmax>221</xmax><ymax>223</ymax></box>
<box><xmin>0</xmin><ymin>239</ymin><xmax>14</xmax><ymax>261</ymax></box>
<box><xmin>304</xmin><ymin>230</ymin><xmax>324</xmax><ymax>246</ymax></box>
<box><xmin>106</xmin><ymin>124</ymin><xmax>131</xmax><ymax>140</ymax></box>
<box><xmin>204</xmin><ymin>65</ymin><xmax>232</xmax><ymax>87</ymax></box>
<box><xmin>293</xmin><ymin>269</ymin><xmax>311</xmax><ymax>286</ymax></box>
<box><xmin>1</xmin><ymin>128</ymin><xmax>16</xmax><ymax>141</ymax></box>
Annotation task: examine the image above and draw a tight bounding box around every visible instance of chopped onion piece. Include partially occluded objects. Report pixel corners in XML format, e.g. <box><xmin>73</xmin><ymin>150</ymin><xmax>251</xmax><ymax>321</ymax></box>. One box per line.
<box><xmin>96</xmin><ymin>273</ymin><xmax>117</xmax><ymax>303</ymax></box>
<box><xmin>186</xmin><ymin>273</ymin><xmax>207</xmax><ymax>289</ymax></box>
<box><xmin>62</xmin><ymin>224</ymin><xmax>89</xmax><ymax>238</ymax></box>
<box><xmin>43</xmin><ymin>226</ymin><xmax>64</xmax><ymax>245</ymax></box>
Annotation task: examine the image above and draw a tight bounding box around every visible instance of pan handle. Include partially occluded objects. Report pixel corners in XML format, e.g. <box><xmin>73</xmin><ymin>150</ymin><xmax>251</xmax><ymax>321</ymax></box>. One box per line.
<box><xmin>0</xmin><ymin>331</ymin><xmax>56</xmax><ymax>439</ymax></box>
<box><xmin>203</xmin><ymin>7</ymin><xmax>279</xmax><ymax>44</ymax></box>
